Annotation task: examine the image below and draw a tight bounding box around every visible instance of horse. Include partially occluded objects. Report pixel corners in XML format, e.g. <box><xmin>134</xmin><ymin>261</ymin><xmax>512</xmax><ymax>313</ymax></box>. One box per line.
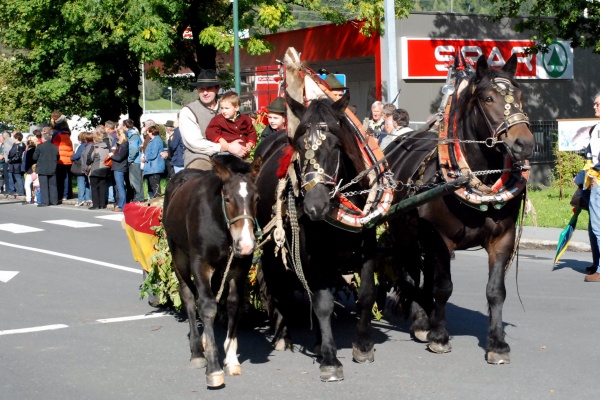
<box><xmin>383</xmin><ymin>54</ymin><xmax>535</xmax><ymax>364</ymax></box>
<box><xmin>255</xmin><ymin>93</ymin><xmax>378</xmax><ymax>382</ymax></box>
<box><xmin>162</xmin><ymin>153</ymin><xmax>262</xmax><ymax>388</ymax></box>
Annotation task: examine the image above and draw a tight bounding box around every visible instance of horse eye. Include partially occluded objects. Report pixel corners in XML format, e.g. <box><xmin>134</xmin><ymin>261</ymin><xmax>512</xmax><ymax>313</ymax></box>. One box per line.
<box><xmin>485</xmin><ymin>96</ymin><xmax>493</xmax><ymax>103</ymax></box>
<box><xmin>224</xmin><ymin>196</ymin><xmax>231</xmax><ymax>203</ymax></box>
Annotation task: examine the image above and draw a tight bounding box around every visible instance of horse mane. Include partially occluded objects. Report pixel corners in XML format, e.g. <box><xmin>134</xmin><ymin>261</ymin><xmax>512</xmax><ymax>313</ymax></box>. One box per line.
<box><xmin>211</xmin><ymin>153</ymin><xmax>252</xmax><ymax>173</ymax></box>
<box><xmin>292</xmin><ymin>98</ymin><xmax>366</xmax><ymax>177</ymax></box>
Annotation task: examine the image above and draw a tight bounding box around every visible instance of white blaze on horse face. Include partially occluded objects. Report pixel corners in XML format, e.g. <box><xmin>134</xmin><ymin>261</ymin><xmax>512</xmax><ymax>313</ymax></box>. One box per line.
<box><xmin>236</xmin><ymin>181</ymin><xmax>255</xmax><ymax>255</ymax></box>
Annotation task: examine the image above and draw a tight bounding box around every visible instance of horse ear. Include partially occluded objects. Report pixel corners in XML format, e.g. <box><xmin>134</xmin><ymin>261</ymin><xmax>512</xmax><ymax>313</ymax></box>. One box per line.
<box><xmin>211</xmin><ymin>157</ymin><xmax>232</xmax><ymax>182</ymax></box>
<box><xmin>332</xmin><ymin>91</ymin><xmax>350</xmax><ymax>114</ymax></box>
<box><xmin>475</xmin><ymin>55</ymin><xmax>488</xmax><ymax>81</ymax></box>
<box><xmin>250</xmin><ymin>156</ymin><xmax>263</xmax><ymax>178</ymax></box>
<box><xmin>502</xmin><ymin>53</ymin><xmax>518</xmax><ymax>77</ymax></box>
<box><xmin>285</xmin><ymin>90</ymin><xmax>306</xmax><ymax>120</ymax></box>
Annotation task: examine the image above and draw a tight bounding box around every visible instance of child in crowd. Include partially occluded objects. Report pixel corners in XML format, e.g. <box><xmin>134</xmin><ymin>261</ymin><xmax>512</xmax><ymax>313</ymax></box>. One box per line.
<box><xmin>259</xmin><ymin>97</ymin><xmax>286</xmax><ymax>141</ymax></box>
<box><xmin>31</xmin><ymin>164</ymin><xmax>40</xmax><ymax>205</ymax></box>
<box><xmin>205</xmin><ymin>91</ymin><xmax>257</xmax><ymax>159</ymax></box>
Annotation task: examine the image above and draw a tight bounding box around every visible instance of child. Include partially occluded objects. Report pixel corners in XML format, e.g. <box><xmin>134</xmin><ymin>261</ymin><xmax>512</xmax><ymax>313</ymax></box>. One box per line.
<box><xmin>31</xmin><ymin>164</ymin><xmax>41</xmax><ymax>205</ymax></box>
<box><xmin>205</xmin><ymin>91</ymin><xmax>257</xmax><ymax>159</ymax></box>
<box><xmin>260</xmin><ymin>97</ymin><xmax>286</xmax><ymax>141</ymax></box>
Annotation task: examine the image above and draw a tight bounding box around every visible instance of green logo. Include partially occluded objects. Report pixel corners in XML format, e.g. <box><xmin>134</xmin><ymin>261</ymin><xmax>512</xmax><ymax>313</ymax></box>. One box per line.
<box><xmin>542</xmin><ymin>41</ymin><xmax>568</xmax><ymax>78</ymax></box>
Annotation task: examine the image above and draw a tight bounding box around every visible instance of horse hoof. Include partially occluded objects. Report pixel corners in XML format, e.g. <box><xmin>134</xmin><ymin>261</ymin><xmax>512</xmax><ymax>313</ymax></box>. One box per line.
<box><xmin>319</xmin><ymin>365</ymin><xmax>344</xmax><ymax>382</ymax></box>
<box><xmin>273</xmin><ymin>338</ymin><xmax>288</xmax><ymax>351</ymax></box>
<box><xmin>190</xmin><ymin>357</ymin><xmax>207</xmax><ymax>369</ymax></box>
<box><xmin>413</xmin><ymin>330</ymin><xmax>429</xmax><ymax>342</ymax></box>
<box><xmin>487</xmin><ymin>351</ymin><xmax>511</xmax><ymax>365</ymax></box>
<box><xmin>224</xmin><ymin>364</ymin><xmax>242</xmax><ymax>376</ymax></box>
<box><xmin>314</xmin><ymin>344</ymin><xmax>322</xmax><ymax>356</ymax></box>
<box><xmin>428</xmin><ymin>342</ymin><xmax>452</xmax><ymax>354</ymax></box>
<box><xmin>206</xmin><ymin>370</ymin><xmax>225</xmax><ymax>388</ymax></box>
<box><xmin>352</xmin><ymin>345</ymin><xmax>375</xmax><ymax>364</ymax></box>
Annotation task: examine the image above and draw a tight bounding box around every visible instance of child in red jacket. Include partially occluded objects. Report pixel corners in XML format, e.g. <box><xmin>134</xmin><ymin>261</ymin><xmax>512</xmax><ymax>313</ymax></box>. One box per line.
<box><xmin>205</xmin><ymin>91</ymin><xmax>257</xmax><ymax>159</ymax></box>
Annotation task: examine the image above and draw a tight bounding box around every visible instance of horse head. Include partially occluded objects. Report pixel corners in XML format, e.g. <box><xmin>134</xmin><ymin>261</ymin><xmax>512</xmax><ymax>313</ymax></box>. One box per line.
<box><xmin>212</xmin><ymin>154</ymin><xmax>263</xmax><ymax>256</ymax></box>
<box><xmin>465</xmin><ymin>54</ymin><xmax>535</xmax><ymax>163</ymax></box>
<box><xmin>286</xmin><ymin>92</ymin><xmax>363</xmax><ymax>221</ymax></box>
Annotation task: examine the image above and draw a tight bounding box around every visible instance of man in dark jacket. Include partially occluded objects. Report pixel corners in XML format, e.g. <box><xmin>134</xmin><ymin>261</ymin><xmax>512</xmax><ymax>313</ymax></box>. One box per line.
<box><xmin>166</xmin><ymin>120</ymin><xmax>184</xmax><ymax>176</ymax></box>
<box><xmin>33</xmin><ymin>132</ymin><xmax>59</xmax><ymax>206</ymax></box>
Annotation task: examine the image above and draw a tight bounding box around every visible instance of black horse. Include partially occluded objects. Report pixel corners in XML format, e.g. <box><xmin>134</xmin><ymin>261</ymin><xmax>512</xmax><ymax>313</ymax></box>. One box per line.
<box><xmin>384</xmin><ymin>54</ymin><xmax>535</xmax><ymax>364</ymax></box>
<box><xmin>162</xmin><ymin>154</ymin><xmax>262</xmax><ymax>388</ymax></box>
<box><xmin>255</xmin><ymin>93</ymin><xmax>378</xmax><ymax>381</ymax></box>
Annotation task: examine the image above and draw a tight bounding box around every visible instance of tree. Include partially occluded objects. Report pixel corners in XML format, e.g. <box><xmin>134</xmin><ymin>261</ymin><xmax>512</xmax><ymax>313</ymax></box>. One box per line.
<box><xmin>490</xmin><ymin>0</ymin><xmax>600</xmax><ymax>53</ymax></box>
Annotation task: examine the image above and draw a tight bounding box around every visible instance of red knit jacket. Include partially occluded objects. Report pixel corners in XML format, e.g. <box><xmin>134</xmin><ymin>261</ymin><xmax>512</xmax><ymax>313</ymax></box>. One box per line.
<box><xmin>205</xmin><ymin>113</ymin><xmax>257</xmax><ymax>147</ymax></box>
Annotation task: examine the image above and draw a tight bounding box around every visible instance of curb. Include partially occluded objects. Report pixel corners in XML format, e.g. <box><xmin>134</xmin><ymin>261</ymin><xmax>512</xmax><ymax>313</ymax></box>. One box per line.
<box><xmin>519</xmin><ymin>239</ymin><xmax>591</xmax><ymax>252</ymax></box>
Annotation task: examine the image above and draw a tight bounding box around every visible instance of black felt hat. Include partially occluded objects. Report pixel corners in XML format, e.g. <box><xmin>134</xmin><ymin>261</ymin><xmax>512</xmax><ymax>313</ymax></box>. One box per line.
<box><xmin>189</xmin><ymin>69</ymin><xmax>224</xmax><ymax>87</ymax></box>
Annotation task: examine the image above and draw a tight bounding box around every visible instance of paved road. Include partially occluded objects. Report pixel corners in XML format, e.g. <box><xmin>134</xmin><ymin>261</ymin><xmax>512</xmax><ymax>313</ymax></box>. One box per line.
<box><xmin>0</xmin><ymin>199</ymin><xmax>597</xmax><ymax>399</ymax></box>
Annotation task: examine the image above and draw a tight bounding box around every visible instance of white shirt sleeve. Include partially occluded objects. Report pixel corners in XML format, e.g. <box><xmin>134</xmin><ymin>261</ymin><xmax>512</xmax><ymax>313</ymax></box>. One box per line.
<box><xmin>178</xmin><ymin>106</ymin><xmax>221</xmax><ymax>156</ymax></box>
<box><xmin>590</xmin><ymin>124</ymin><xmax>600</xmax><ymax>165</ymax></box>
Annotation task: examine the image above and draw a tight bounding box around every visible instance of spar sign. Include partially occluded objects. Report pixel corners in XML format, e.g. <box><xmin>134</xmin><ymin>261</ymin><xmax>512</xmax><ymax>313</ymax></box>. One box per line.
<box><xmin>401</xmin><ymin>38</ymin><xmax>573</xmax><ymax>80</ymax></box>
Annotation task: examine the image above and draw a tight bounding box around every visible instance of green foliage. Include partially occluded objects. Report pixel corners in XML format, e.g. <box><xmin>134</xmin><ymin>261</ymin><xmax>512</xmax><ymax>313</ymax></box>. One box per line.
<box><xmin>490</xmin><ymin>0</ymin><xmax>600</xmax><ymax>53</ymax></box>
<box><xmin>525</xmin><ymin>184</ymin><xmax>588</xmax><ymax>231</ymax></box>
<box><xmin>140</xmin><ymin>222</ymin><xmax>182</xmax><ymax>310</ymax></box>
<box><xmin>552</xmin><ymin>134</ymin><xmax>585</xmax><ymax>200</ymax></box>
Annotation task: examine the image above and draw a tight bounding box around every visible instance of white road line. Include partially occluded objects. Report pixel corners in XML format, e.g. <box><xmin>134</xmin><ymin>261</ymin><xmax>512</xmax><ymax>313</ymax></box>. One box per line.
<box><xmin>96</xmin><ymin>214</ymin><xmax>124</xmax><ymax>221</ymax></box>
<box><xmin>0</xmin><ymin>241</ymin><xmax>142</xmax><ymax>274</ymax></box>
<box><xmin>42</xmin><ymin>219</ymin><xmax>102</xmax><ymax>228</ymax></box>
<box><xmin>0</xmin><ymin>223</ymin><xmax>43</xmax><ymax>234</ymax></box>
<box><xmin>0</xmin><ymin>324</ymin><xmax>69</xmax><ymax>336</ymax></box>
<box><xmin>97</xmin><ymin>312</ymin><xmax>169</xmax><ymax>324</ymax></box>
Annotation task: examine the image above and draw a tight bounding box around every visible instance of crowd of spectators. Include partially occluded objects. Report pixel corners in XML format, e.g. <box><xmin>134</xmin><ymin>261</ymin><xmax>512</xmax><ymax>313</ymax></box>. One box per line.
<box><xmin>0</xmin><ymin>112</ymin><xmax>185</xmax><ymax>210</ymax></box>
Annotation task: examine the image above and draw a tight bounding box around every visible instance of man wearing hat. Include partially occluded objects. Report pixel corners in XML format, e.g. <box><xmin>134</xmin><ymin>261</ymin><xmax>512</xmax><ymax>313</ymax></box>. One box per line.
<box><xmin>325</xmin><ymin>73</ymin><xmax>348</xmax><ymax>101</ymax></box>
<box><xmin>178</xmin><ymin>69</ymin><xmax>247</xmax><ymax>170</ymax></box>
<box><xmin>165</xmin><ymin>120</ymin><xmax>184</xmax><ymax>175</ymax></box>
<box><xmin>260</xmin><ymin>97</ymin><xmax>286</xmax><ymax>141</ymax></box>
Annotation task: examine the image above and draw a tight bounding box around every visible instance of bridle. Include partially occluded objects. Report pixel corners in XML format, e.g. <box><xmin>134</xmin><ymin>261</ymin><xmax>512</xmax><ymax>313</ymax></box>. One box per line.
<box><xmin>221</xmin><ymin>184</ymin><xmax>257</xmax><ymax>230</ymax></box>
<box><xmin>475</xmin><ymin>77</ymin><xmax>530</xmax><ymax>144</ymax></box>
<box><xmin>299</xmin><ymin>122</ymin><xmax>340</xmax><ymax>193</ymax></box>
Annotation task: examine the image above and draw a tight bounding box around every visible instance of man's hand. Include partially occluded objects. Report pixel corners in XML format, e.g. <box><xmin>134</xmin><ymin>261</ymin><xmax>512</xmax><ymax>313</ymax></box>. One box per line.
<box><xmin>227</xmin><ymin>139</ymin><xmax>248</xmax><ymax>158</ymax></box>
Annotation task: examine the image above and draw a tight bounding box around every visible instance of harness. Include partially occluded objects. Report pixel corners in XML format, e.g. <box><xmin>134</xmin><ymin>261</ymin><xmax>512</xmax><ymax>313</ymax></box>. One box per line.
<box><xmin>438</xmin><ymin>71</ymin><xmax>531</xmax><ymax>211</ymax></box>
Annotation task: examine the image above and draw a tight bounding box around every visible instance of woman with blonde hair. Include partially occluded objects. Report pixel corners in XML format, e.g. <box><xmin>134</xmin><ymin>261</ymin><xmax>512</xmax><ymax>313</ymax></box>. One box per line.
<box><xmin>86</xmin><ymin>130</ymin><xmax>111</xmax><ymax>209</ymax></box>
<box><xmin>109</xmin><ymin>127</ymin><xmax>129</xmax><ymax>211</ymax></box>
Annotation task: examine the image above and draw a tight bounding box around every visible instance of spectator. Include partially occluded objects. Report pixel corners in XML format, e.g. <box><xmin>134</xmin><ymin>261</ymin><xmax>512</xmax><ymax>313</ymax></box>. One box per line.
<box><xmin>70</xmin><ymin>132</ymin><xmax>93</xmax><ymax>206</ymax></box>
<box><xmin>142</xmin><ymin>125</ymin><xmax>165</xmax><ymax>199</ymax></box>
<box><xmin>368</xmin><ymin>101</ymin><xmax>385</xmax><ymax>137</ymax></box>
<box><xmin>205</xmin><ymin>91</ymin><xmax>257</xmax><ymax>160</ymax></box>
<box><xmin>179</xmin><ymin>69</ymin><xmax>246</xmax><ymax>170</ymax></box>
<box><xmin>260</xmin><ymin>97</ymin><xmax>286</xmax><ymax>141</ymax></box>
<box><xmin>166</xmin><ymin>120</ymin><xmax>184</xmax><ymax>176</ymax></box>
<box><xmin>2</xmin><ymin>131</ymin><xmax>15</xmax><ymax>195</ymax></box>
<box><xmin>50</xmin><ymin>112</ymin><xmax>74</xmax><ymax>202</ymax></box>
<box><xmin>585</xmin><ymin>92</ymin><xmax>600</xmax><ymax>282</ymax></box>
<box><xmin>86</xmin><ymin>130</ymin><xmax>111</xmax><ymax>210</ymax></box>
<box><xmin>33</xmin><ymin>131</ymin><xmax>59</xmax><ymax>207</ymax></box>
<box><xmin>22</xmin><ymin>135</ymin><xmax>38</xmax><ymax>204</ymax></box>
<box><xmin>125</xmin><ymin>119</ymin><xmax>144</xmax><ymax>202</ymax></box>
<box><xmin>382</xmin><ymin>103</ymin><xmax>396</xmax><ymax>134</ymax></box>
<box><xmin>379</xmin><ymin>108</ymin><xmax>413</xmax><ymax>151</ymax></box>
<box><xmin>109</xmin><ymin>127</ymin><xmax>129</xmax><ymax>212</ymax></box>
<box><xmin>0</xmin><ymin>134</ymin><xmax>5</xmax><ymax>193</ymax></box>
<box><xmin>7</xmin><ymin>131</ymin><xmax>26</xmax><ymax>196</ymax></box>
<box><xmin>31</xmin><ymin>164</ymin><xmax>40</xmax><ymax>205</ymax></box>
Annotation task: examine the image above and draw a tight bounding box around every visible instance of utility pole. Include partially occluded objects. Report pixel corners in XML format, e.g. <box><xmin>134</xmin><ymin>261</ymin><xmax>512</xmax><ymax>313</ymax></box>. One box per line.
<box><xmin>384</xmin><ymin>0</ymin><xmax>398</xmax><ymax>107</ymax></box>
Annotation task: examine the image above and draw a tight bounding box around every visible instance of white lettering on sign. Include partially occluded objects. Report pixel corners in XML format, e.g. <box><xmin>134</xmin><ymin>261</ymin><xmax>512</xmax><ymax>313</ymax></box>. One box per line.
<box><xmin>512</xmin><ymin>47</ymin><xmax>533</xmax><ymax>71</ymax></box>
<box><xmin>461</xmin><ymin>46</ymin><xmax>483</xmax><ymax>64</ymax></box>
<box><xmin>434</xmin><ymin>46</ymin><xmax>455</xmax><ymax>71</ymax></box>
<box><xmin>487</xmin><ymin>47</ymin><xmax>506</xmax><ymax>67</ymax></box>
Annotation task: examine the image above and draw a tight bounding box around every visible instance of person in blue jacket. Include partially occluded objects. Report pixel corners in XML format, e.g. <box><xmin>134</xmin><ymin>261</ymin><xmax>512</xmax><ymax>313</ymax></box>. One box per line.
<box><xmin>125</xmin><ymin>119</ymin><xmax>144</xmax><ymax>202</ymax></box>
<box><xmin>142</xmin><ymin>125</ymin><xmax>165</xmax><ymax>198</ymax></box>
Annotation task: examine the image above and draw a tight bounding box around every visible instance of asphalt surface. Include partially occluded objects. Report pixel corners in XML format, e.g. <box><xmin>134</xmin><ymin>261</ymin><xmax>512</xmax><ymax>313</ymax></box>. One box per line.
<box><xmin>1</xmin><ymin>195</ymin><xmax>598</xmax><ymax>400</ymax></box>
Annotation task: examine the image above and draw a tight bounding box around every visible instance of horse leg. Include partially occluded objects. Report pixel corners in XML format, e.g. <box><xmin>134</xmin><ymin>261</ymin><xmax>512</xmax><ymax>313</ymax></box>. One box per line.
<box><xmin>426</xmin><ymin>240</ymin><xmax>453</xmax><ymax>354</ymax></box>
<box><xmin>193</xmin><ymin>259</ymin><xmax>225</xmax><ymax>388</ymax></box>
<box><xmin>171</xmin><ymin>248</ymin><xmax>207</xmax><ymax>369</ymax></box>
<box><xmin>313</xmin><ymin>288</ymin><xmax>344</xmax><ymax>382</ymax></box>
<box><xmin>352</xmin><ymin>231</ymin><xmax>377</xmax><ymax>363</ymax></box>
<box><xmin>485</xmin><ymin>240</ymin><xmax>512</xmax><ymax>364</ymax></box>
<box><xmin>223</xmin><ymin>260</ymin><xmax>251</xmax><ymax>376</ymax></box>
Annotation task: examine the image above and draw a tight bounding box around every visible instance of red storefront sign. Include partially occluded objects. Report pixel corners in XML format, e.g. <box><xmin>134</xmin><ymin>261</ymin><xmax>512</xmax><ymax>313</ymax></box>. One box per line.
<box><xmin>401</xmin><ymin>38</ymin><xmax>573</xmax><ymax>80</ymax></box>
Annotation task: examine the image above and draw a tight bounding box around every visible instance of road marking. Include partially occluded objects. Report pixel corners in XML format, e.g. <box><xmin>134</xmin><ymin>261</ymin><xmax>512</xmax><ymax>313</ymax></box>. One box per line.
<box><xmin>0</xmin><ymin>271</ymin><xmax>19</xmax><ymax>283</ymax></box>
<box><xmin>96</xmin><ymin>312</ymin><xmax>169</xmax><ymax>324</ymax></box>
<box><xmin>0</xmin><ymin>324</ymin><xmax>69</xmax><ymax>336</ymax></box>
<box><xmin>0</xmin><ymin>241</ymin><xmax>142</xmax><ymax>274</ymax></box>
<box><xmin>42</xmin><ymin>219</ymin><xmax>102</xmax><ymax>228</ymax></box>
<box><xmin>96</xmin><ymin>214</ymin><xmax>124</xmax><ymax>221</ymax></box>
<box><xmin>0</xmin><ymin>223</ymin><xmax>43</xmax><ymax>234</ymax></box>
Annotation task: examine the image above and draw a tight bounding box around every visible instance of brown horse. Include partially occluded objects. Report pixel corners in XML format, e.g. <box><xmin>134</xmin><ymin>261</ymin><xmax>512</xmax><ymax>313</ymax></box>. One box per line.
<box><xmin>162</xmin><ymin>154</ymin><xmax>262</xmax><ymax>388</ymax></box>
<box><xmin>384</xmin><ymin>54</ymin><xmax>535</xmax><ymax>364</ymax></box>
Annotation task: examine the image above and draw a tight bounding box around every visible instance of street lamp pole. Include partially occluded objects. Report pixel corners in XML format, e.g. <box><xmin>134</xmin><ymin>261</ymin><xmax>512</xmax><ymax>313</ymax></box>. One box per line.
<box><xmin>168</xmin><ymin>86</ymin><xmax>173</xmax><ymax>111</ymax></box>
